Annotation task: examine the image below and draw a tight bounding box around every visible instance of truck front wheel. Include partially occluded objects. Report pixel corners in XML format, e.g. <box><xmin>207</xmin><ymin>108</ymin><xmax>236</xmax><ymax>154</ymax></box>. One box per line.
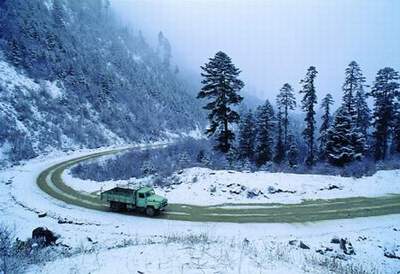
<box><xmin>145</xmin><ymin>207</ymin><xmax>155</xmax><ymax>217</ymax></box>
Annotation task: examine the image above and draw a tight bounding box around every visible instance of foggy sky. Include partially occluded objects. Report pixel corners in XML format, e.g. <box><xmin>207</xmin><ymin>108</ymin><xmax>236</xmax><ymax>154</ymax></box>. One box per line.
<box><xmin>111</xmin><ymin>0</ymin><xmax>400</xmax><ymax>106</ymax></box>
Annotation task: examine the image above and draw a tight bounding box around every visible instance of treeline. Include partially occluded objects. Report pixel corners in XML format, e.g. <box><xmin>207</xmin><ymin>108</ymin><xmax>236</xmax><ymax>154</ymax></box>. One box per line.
<box><xmin>198</xmin><ymin>52</ymin><xmax>400</xmax><ymax>169</ymax></box>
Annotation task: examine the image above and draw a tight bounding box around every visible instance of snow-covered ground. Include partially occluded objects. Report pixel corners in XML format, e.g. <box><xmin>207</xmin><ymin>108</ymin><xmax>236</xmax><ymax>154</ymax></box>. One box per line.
<box><xmin>64</xmin><ymin>165</ymin><xmax>400</xmax><ymax>205</ymax></box>
<box><xmin>1</xmin><ymin>146</ymin><xmax>400</xmax><ymax>273</ymax></box>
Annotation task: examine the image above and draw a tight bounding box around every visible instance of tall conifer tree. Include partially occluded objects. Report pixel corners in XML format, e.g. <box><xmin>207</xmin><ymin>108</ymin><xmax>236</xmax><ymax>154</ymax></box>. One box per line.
<box><xmin>198</xmin><ymin>51</ymin><xmax>244</xmax><ymax>153</ymax></box>
<box><xmin>299</xmin><ymin>66</ymin><xmax>318</xmax><ymax>165</ymax></box>
<box><xmin>277</xmin><ymin>83</ymin><xmax>296</xmax><ymax>150</ymax></box>
<box><xmin>369</xmin><ymin>67</ymin><xmax>400</xmax><ymax>160</ymax></box>
<box><xmin>254</xmin><ymin>100</ymin><xmax>275</xmax><ymax>166</ymax></box>
<box><xmin>318</xmin><ymin>93</ymin><xmax>334</xmax><ymax>160</ymax></box>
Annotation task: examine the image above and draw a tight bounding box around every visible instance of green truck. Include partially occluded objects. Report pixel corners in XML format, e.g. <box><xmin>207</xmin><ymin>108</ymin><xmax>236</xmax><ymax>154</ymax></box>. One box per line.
<box><xmin>100</xmin><ymin>186</ymin><xmax>168</xmax><ymax>216</ymax></box>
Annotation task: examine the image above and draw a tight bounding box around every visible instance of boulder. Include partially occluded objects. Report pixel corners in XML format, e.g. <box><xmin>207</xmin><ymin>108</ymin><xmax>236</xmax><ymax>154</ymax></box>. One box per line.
<box><xmin>316</xmin><ymin>249</ymin><xmax>324</xmax><ymax>255</ymax></box>
<box><xmin>339</xmin><ymin>238</ymin><xmax>355</xmax><ymax>255</ymax></box>
<box><xmin>230</xmin><ymin>189</ymin><xmax>241</xmax><ymax>195</ymax></box>
<box><xmin>209</xmin><ymin>185</ymin><xmax>217</xmax><ymax>193</ymax></box>
<box><xmin>32</xmin><ymin>227</ymin><xmax>58</xmax><ymax>246</ymax></box>
<box><xmin>299</xmin><ymin>241</ymin><xmax>310</xmax><ymax>249</ymax></box>
<box><xmin>357</xmin><ymin>236</ymin><xmax>367</xmax><ymax>241</ymax></box>
<box><xmin>331</xmin><ymin>254</ymin><xmax>347</xmax><ymax>261</ymax></box>
<box><xmin>288</xmin><ymin>240</ymin><xmax>298</xmax><ymax>246</ymax></box>
<box><xmin>38</xmin><ymin>212</ymin><xmax>47</xmax><ymax>218</ymax></box>
<box><xmin>247</xmin><ymin>189</ymin><xmax>262</xmax><ymax>198</ymax></box>
<box><xmin>267</xmin><ymin>186</ymin><xmax>296</xmax><ymax>194</ymax></box>
<box><xmin>331</xmin><ymin>237</ymin><xmax>340</xmax><ymax>244</ymax></box>
<box><xmin>384</xmin><ymin>248</ymin><xmax>400</xmax><ymax>260</ymax></box>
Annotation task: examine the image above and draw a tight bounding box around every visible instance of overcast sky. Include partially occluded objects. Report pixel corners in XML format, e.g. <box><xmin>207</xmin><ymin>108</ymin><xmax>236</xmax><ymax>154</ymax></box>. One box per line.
<box><xmin>111</xmin><ymin>0</ymin><xmax>400</xmax><ymax>106</ymax></box>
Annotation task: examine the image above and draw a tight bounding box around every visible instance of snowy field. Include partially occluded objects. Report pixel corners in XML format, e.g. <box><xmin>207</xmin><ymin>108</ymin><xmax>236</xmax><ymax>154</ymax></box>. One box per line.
<box><xmin>1</xmin><ymin>146</ymin><xmax>400</xmax><ymax>273</ymax></box>
<box><xmin>64</xmin><ymin>165</ymin><xmax>400</xmax><ymax>205</ymax></box>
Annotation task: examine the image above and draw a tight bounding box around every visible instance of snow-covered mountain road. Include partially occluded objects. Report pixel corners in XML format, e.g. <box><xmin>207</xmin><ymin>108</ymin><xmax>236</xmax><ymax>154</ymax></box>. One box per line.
<box><xmin>37</xmin><ymin>148</ymin><xmax>400</xmax><ymax>223</ymax></box>
<box><xmin>2</xmin><ymin>145</ymin><xmax>400</xmax><ymax>273</ymax></box>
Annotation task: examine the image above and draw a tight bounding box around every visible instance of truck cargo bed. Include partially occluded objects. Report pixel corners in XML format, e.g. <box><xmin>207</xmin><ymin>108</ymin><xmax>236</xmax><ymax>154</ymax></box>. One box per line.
<box><xmin>100</xmin><ymin>187</ymin><xmax>136</xmax><ymax>204</ymax></box>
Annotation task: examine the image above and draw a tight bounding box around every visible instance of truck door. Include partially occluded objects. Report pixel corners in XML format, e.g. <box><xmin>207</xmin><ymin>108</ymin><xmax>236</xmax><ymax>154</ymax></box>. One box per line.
<box><xmin>136</xmin><ymin>192</ymin><xmax>146</xmax><ymax>208</ymax></box>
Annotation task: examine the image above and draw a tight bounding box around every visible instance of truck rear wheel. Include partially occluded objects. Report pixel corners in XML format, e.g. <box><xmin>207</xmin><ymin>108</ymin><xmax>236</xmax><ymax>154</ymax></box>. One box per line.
<box><xmin>145</xmin><ymin>207</ymin><xmax>155</xmax><ymax>217</ymax></box>
<box><xmin>110</xmin><ymin>202</ymin><xmax>126</xmax><ymax>212</ymax></box>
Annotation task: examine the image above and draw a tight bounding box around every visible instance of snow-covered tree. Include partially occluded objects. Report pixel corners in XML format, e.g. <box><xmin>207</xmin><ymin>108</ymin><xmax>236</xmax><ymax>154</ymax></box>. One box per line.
<box><xmin>287</xmin><ymin>136</ymin><xmax>299</xmax><ymax>167</ymax></box>
<box><xmin>237</xmin><ymin>110</ymin><xmax>255</xmax><ymax>160</ymax></box>
<box><xmin>354</xmin><ymin>82</ymin><xmax>370</xmax><ymax>137</ymax></box>
<box><xmin>53</xmin><ymin>0</ymin><xmax>65</xmax><ymax>28</ymax></box>
<box><xmin>318</xmin><ymin>93</ymin><xmax>334</xmax><ymax>160</ymax></box>
<box><xmin>341</xmin><ymin>61</ymin><xmax>369</xmax><ymax>158</ymax></box>
<box><xmin>393</xmin><ymin>102</ymin><xmax>400</xmax><ymax>154</ymax></box>
<box><xmin>254</xmin><ymin>100</ymin><xmax>275</xmax><ymax>166</ymax></box>
<box><xmin>276</xmin><ymin>83</ymin><xmax>296</xmax><ymax>149</ymax></box>
<box><xmin>196</xmin><ymin>150</ymin><xmax>211</xmax><ymax>166</ymax></box>
<box><xmin>8</xmin><ymin>38</ymin><xmax>23</xmax><ymax>66</ymax></box>
<box><xmin>342</xmin><ymin>61</ymin><xmax>365</xmax><ymax>118</ymax></box>
<box><xmin>274</xmin><ymin>107</ymin><xmax>285</xmax><ymax>164</ymax></box>
<box><xmin>157</xmin><ymin>31</ymin><xmax>172</xmax><ymax>69</ymax></box>
<box><xmin>197</xmin><ymin>51</ymin><xmax>244</xmax><ymax>153</ymax></box>
<box><xmin>325</xmin><ymin>107</ymin><xmax>357</xmax><ymax>166</ymax></box>
<box><xmin>299</xmin><ymin>66</ymin><xmax>318</xmax><ymax>165</ymax></box>
<box><xmin>141</xmin><ymin>160</ymin><xmax>156</xmax><ymax>176</ymax></box>
<box><xmin>178</xmin><ymin>152</ymin><xmax>191</xmax><ymax>168</ymax></box>
<box><xmin>370</xmin><ymin>67</ymin><xmax>400</xmax><ymax>160</ymax></box>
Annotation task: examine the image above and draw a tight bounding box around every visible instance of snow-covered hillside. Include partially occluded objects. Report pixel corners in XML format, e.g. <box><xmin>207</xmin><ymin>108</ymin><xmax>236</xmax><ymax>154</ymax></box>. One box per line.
<box><xmin>0</xmin><ymin>0</ymin><xmax>204</xmax><ymax>165</ymax></box>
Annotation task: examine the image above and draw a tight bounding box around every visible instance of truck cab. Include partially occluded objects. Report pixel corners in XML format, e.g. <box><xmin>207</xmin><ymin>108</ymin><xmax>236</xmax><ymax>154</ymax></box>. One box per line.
<box><xmin>136</xmin><ymin>187</ymin><xmax>166</xmax><ymax>210</ymax></box>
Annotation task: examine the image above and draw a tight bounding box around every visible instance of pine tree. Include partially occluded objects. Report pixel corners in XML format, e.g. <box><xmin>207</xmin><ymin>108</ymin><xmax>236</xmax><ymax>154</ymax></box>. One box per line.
<box><xmin>157</xmin><ymin>31</ymin><xmax>172</xmax><ymax>69</ymax></box>
<box><xmin>318</xmin><ymin>93</ymin><xmax>334</xmax><ymax>160</ymax></box>
<box><xmin>53</xmin><ymin>0</ymin><xmax>65</xmax><ymax>28</ymax></box>
<box><xmin>393</xmin><ymin>102</ymin><xmax>400</xmax><ymax>154</ymax></box>
<box><xmin>197</xmin><ymin>150</ymin><xmax>211</xmax><ymax>166</ymax></box>
<box><xmin>287</xmin><ymin>135</ymin><xmax>299</xmax><ymax>167</ymax></box>
<box><xmin>254</xmin><ymin>100</ymin><xmax>275</xmax><ymax>166</ymax></box>
<box><xmin>354</xmin><ymin>83</ymin><xmax>370</xmax><ymax>136</ymax></box>
<box><xmin>369</xmin><ymin>67</ymin><xmax>400</xmax><ymax>160</ymax></box>
<box><xmin>276</xmin><ymin>83</ymin><xmax>296</xmax><ymax>149</ymax></box>
<box><xmin>178</xmin><ymin>152</ymin><xmax>191</xmax><ymax>168</ymax></box>
<box><xmin>274</xmin><ymin>107</ymin><xmax>285</xmax><ymax>164</ymax></box>
<box><xmin>342</xmin><ymin>61</ymin><xmax>365</xmax><ymax>118</ymax></box>
<box><xmin>325</xmin><ymin>107</ymin><xmax>356</xmax><ymax>166</ymax></box>
<box><xmin>299</xmin><ymin>66</ymin><xmax>318</xmax><ymax>166</ymax></box>
<box><xmin>237</xmin><ymin>110</ymin><xmax>255</xmax><ymax>160</ymax></box>
<box><xmin>341</xmin><ymin>61</ymin><xmax>369</xmax><ymax>158</ymax></box>
<box><xmin>197</xmin><ymin>51</ymin><xmax>244</xmax><ymax>153</ymax></box>
<box><xmin>141</xmin><ymin>160</ymin><xmax>156</xmax><ymax>176</ymax></box>
<box><xmin>8</xmin><ymin>38</ymin><xmax>23</xmax><ymax>66</ymax></box>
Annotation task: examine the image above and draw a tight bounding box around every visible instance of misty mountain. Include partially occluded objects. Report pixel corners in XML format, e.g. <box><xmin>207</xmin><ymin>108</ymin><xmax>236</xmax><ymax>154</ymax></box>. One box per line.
<box><xmin>0</xmin><ymin>0</ymin><xmax>204</xmax><ymax>165</ymax></box>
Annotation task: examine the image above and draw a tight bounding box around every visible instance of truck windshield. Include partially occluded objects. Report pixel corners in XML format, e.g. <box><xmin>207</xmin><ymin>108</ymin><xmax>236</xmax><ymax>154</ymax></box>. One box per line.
<box><xmin>146</xmin><ymin>191</ymin><xmax>155</xmax><ymax>197</ymax></box>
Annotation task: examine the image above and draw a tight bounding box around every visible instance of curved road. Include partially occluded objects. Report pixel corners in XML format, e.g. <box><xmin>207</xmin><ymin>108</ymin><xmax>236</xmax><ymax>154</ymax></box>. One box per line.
<box><xmin>37</xmin><ymin>147</ymin><xmax>400</xmax><ymax>223</ymax></box>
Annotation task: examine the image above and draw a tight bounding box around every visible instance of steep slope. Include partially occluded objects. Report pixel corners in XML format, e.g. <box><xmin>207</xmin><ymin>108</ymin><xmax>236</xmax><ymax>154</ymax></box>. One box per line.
<box><xmin>0</xmin><ymin>0</ymin><xmax>204</xmax><ymax>164</ymax></box>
